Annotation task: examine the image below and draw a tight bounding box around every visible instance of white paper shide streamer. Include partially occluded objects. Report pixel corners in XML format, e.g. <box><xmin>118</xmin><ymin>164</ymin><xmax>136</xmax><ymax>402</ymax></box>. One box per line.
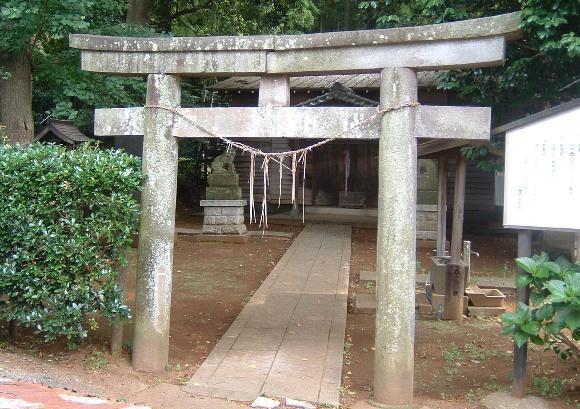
<box><xmin>146</xmin><ymin>102</ymin><xmax>420</xmax><ymax>228</ymax></box>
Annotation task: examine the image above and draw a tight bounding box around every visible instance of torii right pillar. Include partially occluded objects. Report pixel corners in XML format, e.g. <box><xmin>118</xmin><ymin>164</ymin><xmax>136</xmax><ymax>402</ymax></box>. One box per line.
<box><xmin>374</xmin><ymin>67</ymin><xmax>418</xmax><ymax>407</ymax></box>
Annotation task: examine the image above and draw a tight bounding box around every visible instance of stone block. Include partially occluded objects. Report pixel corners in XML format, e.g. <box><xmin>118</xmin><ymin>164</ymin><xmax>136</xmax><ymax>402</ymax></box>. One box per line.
<box><xmin>204</xmin><ymin>207</ymin><xmax>221</xmax><ymax>216</ymax></box>
<box><xmin>225</xmin><ymin>215</ymin><xmax>244</xmax><ymax>224</ymax></box>
<box><xmin>468</xmin><ymin>306</ymin><xmax>506</xmax><ymax>317</ymax></box>
<box><xmin>205</xmin><ymin>186</ymin><xmax>242</xmax><ymax>200</ymax></box>
<box><xmin>416</xmin><ymin>211</ymin><xmax>438</xmax><ymax>222</ymax></box>
<box><xmin>207</xmin><ymin>172</ymin><xmax>239</xmax><ymax>187</ymax></box>
<box><xmin>355</xmin><ymin>293</ymin><xmax>376</xmax><ymax>314</ymax></box>
<box><xmin>221</xmin><ymin>224</ymin><xmax>247</xmax><ymax>234</ymax></box>
<box><xmin>417</xmin><ymin>220</ymin><xmax>437</xmax><ymax>231</ymax></box>
<box><xmin>195</xmin><ymin>232</ymin><xmax>251</xmax><ymax>244</ymax></box>
<box><xmin>431</xmin><ymin>293</ymin><xmax>469</xmax><ymax>316</ymax></box>
<box><xmin>203</xmin><ymin>224</ymin><xmax>247</xmax><ymax>235</ymax></box>
<box><xmin>200</xmin><ymin>199</ymin><xmax>246</xmax><ymax>207</ymax></box>
<box><xmin>204</xmin><ymin>216</ymin><xmax>216</xmax><ymax>225</ymax></box>
<box><xmin>204</xmin><ymin>207</ymin><xmax>245</xmax><ymax>217</ymax></box>
<box><xmin>202</xmin><ymin>225</ymin><xmax>221</xmax><ymax>234</ymax></box>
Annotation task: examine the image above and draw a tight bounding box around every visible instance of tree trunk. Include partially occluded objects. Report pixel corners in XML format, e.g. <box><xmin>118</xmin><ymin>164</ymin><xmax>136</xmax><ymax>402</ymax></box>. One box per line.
<box><xmin>0</xmin><ymin>51</ymin><xmax>34</xmax><ymax>145</ymax></box>
<box><xmin>126</xmin><ymin>0</ymin><xmax>155</xmax><ymax>24</ymax></box>
<box><xmin>156</xmin><ymin>0</ymin><xmax>173</xmax><ymax>32</ymax></box>
<box><xmin>343</xmin><ymin>0</ymin><xmax>351</xmax><ymax>30</ymax></box>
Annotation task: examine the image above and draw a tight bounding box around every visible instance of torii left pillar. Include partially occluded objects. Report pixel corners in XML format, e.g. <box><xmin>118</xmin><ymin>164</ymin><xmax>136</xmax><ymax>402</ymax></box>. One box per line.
<box><xmin>133</xmin><ymin>74</ymin><xmax>181</xmax><ymax>372</ymax></box>
<box><xmin>374</xmin><ymin>67</ymin><xmax>417</xmax><ymax>407</ymax></box>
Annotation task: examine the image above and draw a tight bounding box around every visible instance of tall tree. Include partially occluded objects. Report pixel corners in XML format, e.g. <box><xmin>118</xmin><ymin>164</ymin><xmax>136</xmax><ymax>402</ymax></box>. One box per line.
<box><xmin>0</xmin><ymin>52</ymin><xmax>33</xmax><ymax>144</ymax></box>
<box><xmin>127</xmin><ymin>0</ymin><xmax>155</xmax><ymax>24</ymax></box>
<box><xmin>0</xmin><ymin>0</ymin><xmax>95</xmax><ymax>144</ymax></box>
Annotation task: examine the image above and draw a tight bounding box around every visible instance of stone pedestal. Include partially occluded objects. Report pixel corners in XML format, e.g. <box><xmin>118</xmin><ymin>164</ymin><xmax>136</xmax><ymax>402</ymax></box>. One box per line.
<box><xmin>199</xmin><ymin>200</ymin><xmax>250</xmax><ymax>243</ymax></box>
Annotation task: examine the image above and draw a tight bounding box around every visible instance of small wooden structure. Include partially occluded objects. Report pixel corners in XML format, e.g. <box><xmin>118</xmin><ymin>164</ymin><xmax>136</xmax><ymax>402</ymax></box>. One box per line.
<box><xmin>212</xmin><ymin>75</ymin><xmax>498</xmax><ymax>217</ymax></box>
<box><xmin>34</xmin><ymin>119</ymin><xmax>91</xmax><ymax>147</ymax></box>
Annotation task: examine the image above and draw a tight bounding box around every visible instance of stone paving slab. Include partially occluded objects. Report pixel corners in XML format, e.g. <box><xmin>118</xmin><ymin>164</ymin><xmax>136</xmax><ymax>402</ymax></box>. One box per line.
<box><xmin>184</xmin><ymin>224</ymin><xmax>351</xmax><ymax>407</ymax></box>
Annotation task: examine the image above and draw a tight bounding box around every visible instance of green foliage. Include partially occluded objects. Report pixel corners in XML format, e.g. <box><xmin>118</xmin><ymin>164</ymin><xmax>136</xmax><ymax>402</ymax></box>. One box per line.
<box><xmin>0</xmin><ymin>143</ymin><xmax>141</xmax><ymax>348</ymax></box>
<box><xmin>356</xmin><ymin>0</ymin><xmax>579</xmax><ymax>123</ymax></box>
<box><xmin>0</xmin><ymin>0</ymin><xmax>92</xmax><ymax>53</ymax></box>
<box><xmin>354</xmin><ymin>0</ymin><xmax>579</xmax><ymax>174</ymax></box>
<box><xmin>532</xmin><ymin>376</ymin><xmax>567</xmax><ymax>397</ymax></box>
<box><xmin>84</xmin><ymin>350</ymin><xmax>110</xmax><ymax>371</ymax></box>
<box><xmin>460</xmin><ymin>145</ymin><xmax>503</xmax><ymax>172</ymax></box>
<box><xmin>162</xmin><ymin>0</ymin><xmax>318</xmax><ymax>35</ymax></box>
<box><xmin>501</xmin><ymin>253</ymin><xmax>580</xmax><ymax>360</ymax></box>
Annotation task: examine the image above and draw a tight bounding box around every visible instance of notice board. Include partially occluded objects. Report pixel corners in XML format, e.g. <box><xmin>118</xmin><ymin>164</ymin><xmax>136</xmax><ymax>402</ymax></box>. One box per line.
<box><xmin>503</xmin><ymin>106</ymin><xmax>580</xmax><ymax>231</ymax></box>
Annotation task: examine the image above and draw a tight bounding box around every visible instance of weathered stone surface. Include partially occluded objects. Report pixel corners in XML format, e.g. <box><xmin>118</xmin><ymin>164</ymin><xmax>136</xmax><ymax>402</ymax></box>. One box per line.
<box><xmin>468</xmin><ymin>306</ymin><xmax>506</xmax><ymax>317</ymax></box>
<box><xmin>251</xmin><ymin>397</ymin><xmax>280</xmax><ymax>409</ymax></box>
<box><xmin>95</xmin><ymin>106</ymin><xmax>491</xmax><ymax>142</ymax></box>
<box><xmin>200</xmin><ymin>199</ymin><xmax>246</xmax><ymax>207</ymax></box>
<box><xmin>374</xmin><ymin>67</ymin><xmax>417</xmax><ymax>406</ymax></box>
<box><xmin>133</xmin><ymin>74</ymin><xmax>180</xmax><ymax>373</ymax></box>
<box><xmin>70</xmin><ymin>13</ymin><xmax>520</xmax><ymax>75</ymax></box>
<box><xmin>259</xmin><ymin>75</ymin><xmax>290</xmax><ymax>107</ymax></box>
<box><xmin>205</xmin><ymin>186</ymin><xmax>242</xmax><ymax>200</ymax></box>
<box><xmin>204</xmin><ymin>207</ymin><xmax>244</xmax><ymax>216</ymax></box>
<box><xmin>71</xmin><ymin>14</ymin><xmax>520</xmax><ymax>52</ymax></box>
<box><xmin>285</xmin><ymin>398</ymin><xmax>315</xmax><ymax>409</ymax></box>
<box><xmin>207</xmin><ymin>172</ymin><xmax>239</xmax><ymax>187</ymax></box>
<box><xmin>185</xmin><ymin>225</ymin><xmax>350</xmax><ymax>406</ymax></box>
<box><xmin>203</xmin><ymin>215</ymin><xmax>245</xmax><ymax>225</ymax></box>
<box><xmin>268</xmin><ymin>36</ymin><xmax>506</xmax><ymax>74</ymax></box>
<box><xmin>202</xmin><ymin>223</ymin><xmax>247</xmax><ymax>235</ymax></box>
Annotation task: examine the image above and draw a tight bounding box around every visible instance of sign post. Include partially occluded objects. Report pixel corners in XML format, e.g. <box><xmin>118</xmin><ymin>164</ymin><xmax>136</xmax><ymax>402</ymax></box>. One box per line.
<box><xmin>502</xmin><ymin>102</ymin><xmax>580</xmax><ymax>397</ymax></box>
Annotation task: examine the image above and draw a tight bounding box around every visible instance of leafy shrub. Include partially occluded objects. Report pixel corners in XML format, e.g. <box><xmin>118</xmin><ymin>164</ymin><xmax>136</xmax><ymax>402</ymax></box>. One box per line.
<box><xmin>0</xmin><ymin>143</ymin><xmax>141</xmax><ymax>348</ymax></box>
<box><xmin>501</xmin><ymin>253</ymin><xmax>580</xmax><ymax>360</ymax></box>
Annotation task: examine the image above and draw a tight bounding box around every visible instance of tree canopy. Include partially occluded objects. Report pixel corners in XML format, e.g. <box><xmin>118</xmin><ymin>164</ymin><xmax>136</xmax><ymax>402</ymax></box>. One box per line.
<box><xmin>354</xmin><ymin>0</ymin><xmax>579</xmax><ymax>125</ymax></box>
<box><xmin>0</xmin><ymin>0</ymin><xmax>577</xmax><ymax>144</ymax></box>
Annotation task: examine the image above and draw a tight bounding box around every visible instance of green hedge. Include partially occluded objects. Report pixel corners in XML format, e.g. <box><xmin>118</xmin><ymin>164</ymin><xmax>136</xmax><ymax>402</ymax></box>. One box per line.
<box><xmin>0</xmin><ymin>143</ymin><xmax>141</xmax><ymax>348</ymax></box>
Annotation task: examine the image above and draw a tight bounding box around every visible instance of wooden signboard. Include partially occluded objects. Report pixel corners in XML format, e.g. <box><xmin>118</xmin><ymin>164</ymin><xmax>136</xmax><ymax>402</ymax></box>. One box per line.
<box><xmin>504</xmin><ymin>106</ymin><xmax>580</xmax><ymax>232</ymax></box>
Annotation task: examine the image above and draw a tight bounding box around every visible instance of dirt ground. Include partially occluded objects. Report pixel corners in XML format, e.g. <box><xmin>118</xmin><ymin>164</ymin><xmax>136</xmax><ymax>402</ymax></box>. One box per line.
<box><xmin>0</xmin><ymin>223</ymin><xmax>578</xmax><ymax>408</ymax></box>
<box><xmin>0</xmin><ymin>217</ymin><xmax>301</xmax><ymax>405</ymax></box>
<box><xmin>344</xmin><ymin>228</ymin><xmax>580</xmax><ymax>408</ymax></box>
<box><xmin>351</xmin><ymin>227</ymin><xmax>520</xmax><ymax>279</ymax></box>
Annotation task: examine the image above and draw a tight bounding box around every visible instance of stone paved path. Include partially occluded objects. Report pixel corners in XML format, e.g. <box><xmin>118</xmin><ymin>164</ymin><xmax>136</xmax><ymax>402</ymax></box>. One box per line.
<box><xmin>184</xmin><ymin>224</ymin><xmax>351</xmax><ymax>407</ymax></box>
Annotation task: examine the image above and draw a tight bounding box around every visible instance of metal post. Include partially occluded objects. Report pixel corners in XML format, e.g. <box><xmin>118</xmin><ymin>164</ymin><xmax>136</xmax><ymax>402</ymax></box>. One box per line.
<box><xmin>463</xmin><ymin>240</ymin><xmax>471</xmax><ymax>287</ymax></box>
<box><xmin>373</xmin><ymin>67</ymin><xmax>417</xmax><ymax>407</ymax></box>
<box><xmin>512</xmin><ymin>229</ymin><xmax>533</xmax><ymax>398</ymax></box>
<box><xmin>132</xmin><ymin>74</ymin><xmax>181</xmax><ymax>372</ymax></box>
<box><xmin>575</xmin><ymin>232</ymin><xmax>580</xmax><ymax>264</ymax></box>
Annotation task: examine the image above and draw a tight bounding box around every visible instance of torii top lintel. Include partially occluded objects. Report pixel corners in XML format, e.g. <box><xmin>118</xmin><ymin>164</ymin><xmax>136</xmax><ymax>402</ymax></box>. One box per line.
<box><xmin>69</xmin><ymin>13</ymin><xmax>521</xmax><ymax>76</ymax></box>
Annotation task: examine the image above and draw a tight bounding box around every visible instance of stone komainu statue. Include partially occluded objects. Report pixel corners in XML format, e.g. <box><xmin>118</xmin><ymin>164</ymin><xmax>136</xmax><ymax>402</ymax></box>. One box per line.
<box><xmin>211</xmin><ymin>151</ymin><xmax>236</xmax><ymax>173</ymax></box>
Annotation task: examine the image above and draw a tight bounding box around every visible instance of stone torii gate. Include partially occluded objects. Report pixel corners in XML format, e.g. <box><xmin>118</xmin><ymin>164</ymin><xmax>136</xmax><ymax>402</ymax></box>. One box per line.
<box><xmin>70</xmin><ymin>13</ymin><xmax>520</xmax><ymax>407</ymax></box>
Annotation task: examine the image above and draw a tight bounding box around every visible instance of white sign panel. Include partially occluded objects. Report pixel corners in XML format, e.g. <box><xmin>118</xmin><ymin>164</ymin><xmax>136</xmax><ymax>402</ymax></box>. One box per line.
<box><xmin>504</xmin><ymin>106</ymin><xmax>580</xmax><ymax>231</ymax></box>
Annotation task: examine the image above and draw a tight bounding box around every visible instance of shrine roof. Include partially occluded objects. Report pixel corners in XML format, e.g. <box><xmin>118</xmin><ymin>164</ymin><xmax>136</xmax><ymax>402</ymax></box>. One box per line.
<box><xmin>209</xmin><ymin>72</ymin><xmax>440</xmax><ymax>91</ymax></box>
<box><xmin>34</xmin><ymin>119</ymin><xmax>91</xmax><ymax>145</ymax></box>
